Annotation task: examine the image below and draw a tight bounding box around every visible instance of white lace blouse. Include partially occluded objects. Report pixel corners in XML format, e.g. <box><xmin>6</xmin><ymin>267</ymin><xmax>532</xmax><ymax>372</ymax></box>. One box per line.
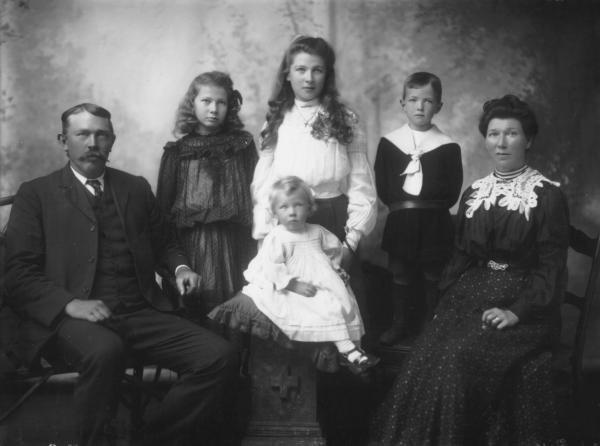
<box><xmin>251</xmin><ymin>104</ymin><xmax>377</xmax><ymax>250</ymax></box>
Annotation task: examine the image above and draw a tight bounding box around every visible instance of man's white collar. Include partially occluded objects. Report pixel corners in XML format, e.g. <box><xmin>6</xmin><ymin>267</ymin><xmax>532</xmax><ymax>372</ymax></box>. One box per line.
<box><xmin>70</xmin><ymin>164</ymin><xmax>105</xmax><ymax>188</ymax></box>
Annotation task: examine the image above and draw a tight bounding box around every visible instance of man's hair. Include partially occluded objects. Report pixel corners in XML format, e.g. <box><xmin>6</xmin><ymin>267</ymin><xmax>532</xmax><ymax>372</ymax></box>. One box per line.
<box><xmin>403</xmin><ymin>72</ymin><xmax>443</xmax><ymax>103</ymax></box>
<box><xmin>61</xmin><ymin>103</ymin><xmax>113</xmax><ymax>134</ymax></box>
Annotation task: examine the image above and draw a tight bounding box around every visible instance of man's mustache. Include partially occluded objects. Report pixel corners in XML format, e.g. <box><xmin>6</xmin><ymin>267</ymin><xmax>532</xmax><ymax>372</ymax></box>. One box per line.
<box><xmin>82</xmin><ymin>152</ymin><xmax>108</xmax><ymax>161</ymax></box>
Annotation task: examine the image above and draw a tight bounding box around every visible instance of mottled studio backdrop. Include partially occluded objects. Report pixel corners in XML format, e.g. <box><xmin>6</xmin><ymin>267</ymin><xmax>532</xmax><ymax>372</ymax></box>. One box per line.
<box><xmin>1</xmin><ymin>0</ymin><xmax>599</xmax><ymax>275</ymax></box>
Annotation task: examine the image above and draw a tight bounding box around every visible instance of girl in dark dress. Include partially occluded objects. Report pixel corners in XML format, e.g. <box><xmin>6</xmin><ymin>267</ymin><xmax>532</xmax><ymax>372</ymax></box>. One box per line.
<box><xmin>370</xmin><ymin>95</ymin><xmax>569</xmax><ymax>445</ymax></box>
<box><xmin>157</xmin><ymin>71</ymin><xmax>257</xmax><ymax>319</ymax></box>
<box><xmin>375</xmin><ymin>72</ymin><xmax>463</xmax><ymax>344</ymax></box>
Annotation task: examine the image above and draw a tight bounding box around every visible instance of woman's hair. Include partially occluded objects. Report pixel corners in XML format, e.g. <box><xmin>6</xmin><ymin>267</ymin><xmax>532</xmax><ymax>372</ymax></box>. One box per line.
<box><xmin>173</xmin><ymin>71</ymin><xmax>244</xmax><ymax>137</ymax></box>
<box><xmin>403</xmin><ymin>72</ymin><xmax>443</xmax><ymax>103</ymax></box>
<box><xmin>260</xmin><ymin>35</ymin><xmax>354</xmax><ymax>149</ymax></box>
<box><xmin>478</xmin><ymin>94</ymin><xmax>539</xmax><ymax>140</ymax></box>
<box><xmin>269</xmin><ymin>176</ymin><xmax>317</xmax><ymax>216</ymax></box>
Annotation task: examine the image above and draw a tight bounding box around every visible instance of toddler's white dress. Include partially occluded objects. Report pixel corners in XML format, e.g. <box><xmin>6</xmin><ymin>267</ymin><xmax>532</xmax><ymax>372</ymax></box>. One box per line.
<box><xmin>242</xmin><ymin>223</ymin><xmax>364</xmax><ymax>342</ymax></box>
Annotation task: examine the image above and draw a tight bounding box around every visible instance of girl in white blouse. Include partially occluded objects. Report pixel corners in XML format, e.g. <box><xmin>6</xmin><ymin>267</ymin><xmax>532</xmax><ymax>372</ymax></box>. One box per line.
<box><xmin>252</xmin><ymin>35</ymin><xmax>377</xmax><ymax>271</ymax></box>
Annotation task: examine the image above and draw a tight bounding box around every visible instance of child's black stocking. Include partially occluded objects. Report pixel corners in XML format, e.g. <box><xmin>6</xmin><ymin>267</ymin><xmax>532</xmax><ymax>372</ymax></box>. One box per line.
<box><xmin>379</xmin><ymin>282</ymin><xmax>411</xmax><ymax>346</ymax></box>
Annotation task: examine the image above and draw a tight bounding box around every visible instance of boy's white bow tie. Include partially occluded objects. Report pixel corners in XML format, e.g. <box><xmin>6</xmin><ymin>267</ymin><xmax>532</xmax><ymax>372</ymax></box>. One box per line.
<box><xmin>401</xmin><ymin>150</ymin><xmax>424</xmax><ymax>195</ymax></box>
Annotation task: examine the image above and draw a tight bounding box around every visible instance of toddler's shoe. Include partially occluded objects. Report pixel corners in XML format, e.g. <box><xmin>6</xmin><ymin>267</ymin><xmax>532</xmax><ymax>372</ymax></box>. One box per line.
<box><xmin>339</xmin><ymin>347</ymin><xmax>380</xmax><ymax>375</ymax></box>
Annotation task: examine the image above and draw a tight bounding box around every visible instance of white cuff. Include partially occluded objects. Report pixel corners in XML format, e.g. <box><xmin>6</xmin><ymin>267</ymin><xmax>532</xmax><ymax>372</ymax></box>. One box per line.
<box><xmin>175</xmin><ymin>264</ymin><xmax>192</xmax><ymax>275</ymax></box>
<box><xmin>344</xmin><ymin>229</ymin><xmax>361</xmax><ymax>252</ymax></box>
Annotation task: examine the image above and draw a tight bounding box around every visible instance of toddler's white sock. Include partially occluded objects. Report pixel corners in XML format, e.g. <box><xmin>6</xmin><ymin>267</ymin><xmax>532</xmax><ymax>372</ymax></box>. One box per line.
<box><xmin>334</xmin><ymin>340</ymin><xmax>363</xmax><ymax>363</ymax></box>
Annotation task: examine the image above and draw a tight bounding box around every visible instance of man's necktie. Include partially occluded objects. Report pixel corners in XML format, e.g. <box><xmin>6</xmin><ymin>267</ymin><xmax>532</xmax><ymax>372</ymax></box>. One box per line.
<box><xmin>86</xmin><ymin>179</ymin><xmax>103</xmax><ymax>199</ymax></box>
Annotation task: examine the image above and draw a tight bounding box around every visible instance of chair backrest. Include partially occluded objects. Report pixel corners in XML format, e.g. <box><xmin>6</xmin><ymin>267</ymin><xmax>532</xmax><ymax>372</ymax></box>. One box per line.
<box><xmin>0</xmin><ymin>195</ymin><xmax>19</xmax><ymax>373</ymax></box>
<box><xmin>571</xmin><ymin>225</ymin><xmax>600</xmax><ymax>381</ymax></box>
<box><xmin>0</xmin><ymin>195</ymin><xmax>15</xmax><ymax>309</ymax></box>
<box><xmin>562</xmin><ymin>224</ymin><xmax>600</xmax><ymax>442</ymax></box>
<box><xmin>0</xmin><ymin>196</ymin><xmax>15</xmax><ymax>271</ymax></box>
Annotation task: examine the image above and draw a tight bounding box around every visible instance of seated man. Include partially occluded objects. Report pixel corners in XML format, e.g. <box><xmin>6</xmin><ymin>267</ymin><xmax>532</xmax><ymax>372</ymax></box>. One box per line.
<box><xmin>4</xmin><ymin>103</ymin><xmax>237</xmax><ymax>446</ymax></box>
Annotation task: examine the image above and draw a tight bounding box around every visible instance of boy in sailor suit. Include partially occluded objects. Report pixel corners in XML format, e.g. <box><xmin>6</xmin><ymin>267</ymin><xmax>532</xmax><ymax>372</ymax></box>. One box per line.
<box><xmin>374</xmin><ymin>72</ymin><xmax>463</xmax><ymax>345</ymax></box>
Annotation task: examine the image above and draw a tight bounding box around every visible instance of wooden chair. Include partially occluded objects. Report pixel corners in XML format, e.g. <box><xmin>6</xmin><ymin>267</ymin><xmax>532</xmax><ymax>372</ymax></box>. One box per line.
<box><xmin>509</xmin><ymin>225</ymin><xmax>600</xmax><ymax>443</ymax></box>
<box><xmin>566</xmin><ymin>225</ymin><xmax>600</xmax><ymax>442</ymax></box>
<box><xmin>0</xmin><ymin>194</ymin><xmax>174</xmax><ymax>441</ymax></box>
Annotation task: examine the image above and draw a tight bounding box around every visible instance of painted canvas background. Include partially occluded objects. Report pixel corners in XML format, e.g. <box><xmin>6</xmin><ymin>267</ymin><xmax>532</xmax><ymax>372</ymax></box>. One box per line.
<box><xmin>1</xmin><ymin>0</ymin><xmax>599</xmax><ymax>277</ymax></box>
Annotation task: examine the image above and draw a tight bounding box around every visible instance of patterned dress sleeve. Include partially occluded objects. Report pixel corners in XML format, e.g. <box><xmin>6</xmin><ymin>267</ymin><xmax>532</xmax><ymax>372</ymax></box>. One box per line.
<box><xmin>438</xmin><ymin>188</ymin><xmax>474</xmax><ymax>293</ymax></box>
<box><xmin>156</xmin><ymin>141</ymin><xmax>179</xmax><ymax>218</ymax></box>
<box><xmin>243</xmin><ymin>229</ymin><xmax>293</xmax><ymax>291</ymax></box>
<box><xmin>508</xmin><ymin>185</ymin><xmax>570</xmax><ymax>322</ymax></box>
<box><xmin>343</xmin><ymin>117</ymin><xmax>378</xmax><ymax>250</ymax></box>
<box><xmin>244</xmin><ymin>139</ymin><xmax>259</xmax><ymax>185</ymax></box>
<box><xmin>239</xmin><ymin>137</ymin><xmax>259</xmax><ymax>227</ymax></box>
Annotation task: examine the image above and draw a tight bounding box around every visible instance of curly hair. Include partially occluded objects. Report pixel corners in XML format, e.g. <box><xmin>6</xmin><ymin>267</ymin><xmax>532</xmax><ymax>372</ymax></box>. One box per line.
<box><xmin>478</xmin><ymin>94</ymin><xmax>538</xmax><ymax>141</ymax></box>
<box><xmin>269</xmin><ymin>176</ymin><xmax>317</xmax><ymax>216</ymax></box>
<box><xmin>173</xmin><ymin>71</ymin><xmax>244</xmax><ymax>137</ymax></box>
<box><xmin>260</xmin><ymin>36</ymin><xmax>355</xmax><ymax>149</ymax></box>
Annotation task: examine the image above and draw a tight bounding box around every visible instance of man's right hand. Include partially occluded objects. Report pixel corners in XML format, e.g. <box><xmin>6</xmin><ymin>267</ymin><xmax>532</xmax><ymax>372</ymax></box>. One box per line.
<box><xmin>65</xmin><ymin>299</ymin><xmax>112</xmax><ymax>323</ymax></box>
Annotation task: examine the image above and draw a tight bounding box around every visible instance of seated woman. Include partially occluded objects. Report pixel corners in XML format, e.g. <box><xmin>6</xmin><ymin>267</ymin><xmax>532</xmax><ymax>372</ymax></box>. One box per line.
<box><xmin>369</xmin><ymin>94</ymin><xmax>570</xmax><ymax>445</ymax></box>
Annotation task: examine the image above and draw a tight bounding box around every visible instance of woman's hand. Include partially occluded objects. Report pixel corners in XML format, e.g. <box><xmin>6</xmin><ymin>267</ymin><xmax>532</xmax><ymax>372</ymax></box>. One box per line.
<box><xmin>481</xmin><ymin>307</ymin><xmax>519</xmax><ymax>330</ymax></box>
<box><xmin>286</xmin><ymin>278</ymin><xmax>317</xmax><ymax>297</ymax></box>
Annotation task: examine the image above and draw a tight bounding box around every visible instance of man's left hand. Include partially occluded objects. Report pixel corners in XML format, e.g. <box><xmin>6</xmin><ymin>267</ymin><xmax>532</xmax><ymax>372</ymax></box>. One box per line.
<box><xmin>175</xmin><ymin>266</ymin><xmax>201</xmax><ymax>296</ymax></box>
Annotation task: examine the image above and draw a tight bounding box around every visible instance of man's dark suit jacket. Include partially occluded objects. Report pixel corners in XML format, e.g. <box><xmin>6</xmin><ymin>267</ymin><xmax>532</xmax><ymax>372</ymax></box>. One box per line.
<box><xmin>4</xmin><ymin>164</ymin><xmax>188</xmax><ymax>366</ymax></box>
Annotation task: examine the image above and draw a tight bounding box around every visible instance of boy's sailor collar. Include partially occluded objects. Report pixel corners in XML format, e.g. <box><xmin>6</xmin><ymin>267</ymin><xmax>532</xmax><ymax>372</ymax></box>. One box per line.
<box><xmin>384</xmin><ymin>123</ymin><xmax>453</xmax><ymax>156</ymax></box>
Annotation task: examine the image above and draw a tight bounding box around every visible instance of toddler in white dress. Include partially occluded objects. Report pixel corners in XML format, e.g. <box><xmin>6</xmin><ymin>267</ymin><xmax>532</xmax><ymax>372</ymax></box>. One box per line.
<box><xmin>243</xmin><ymin>176</ymin><xmax>379</xmax><ymax>373</ymax></box>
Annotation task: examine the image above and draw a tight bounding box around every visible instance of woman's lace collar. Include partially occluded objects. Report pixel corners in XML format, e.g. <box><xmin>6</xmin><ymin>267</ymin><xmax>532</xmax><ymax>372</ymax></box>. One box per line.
<box><xmin>464</xmin><ymin>166</ymin><xmax>559</xmax><ymax>221</ymax></box>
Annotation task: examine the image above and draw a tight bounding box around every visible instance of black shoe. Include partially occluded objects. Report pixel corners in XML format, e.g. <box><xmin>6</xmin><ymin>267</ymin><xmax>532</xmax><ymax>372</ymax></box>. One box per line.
<box><xmin>339</xmin><ymin>348</ymin><xmax>380</xmax><ymax>375</ymax></box>
<box><xmin>378</xmin><ymin>323</ymin><xmax>407</xmax><ymax>346</ymax></box>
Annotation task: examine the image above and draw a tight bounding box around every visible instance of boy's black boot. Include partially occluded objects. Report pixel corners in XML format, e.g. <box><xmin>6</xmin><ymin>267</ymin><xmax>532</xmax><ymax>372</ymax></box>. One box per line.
<box><xmin>379</xmin><ymin>283</ymin><xmax>410</xmax><ymax>346</ymax></box>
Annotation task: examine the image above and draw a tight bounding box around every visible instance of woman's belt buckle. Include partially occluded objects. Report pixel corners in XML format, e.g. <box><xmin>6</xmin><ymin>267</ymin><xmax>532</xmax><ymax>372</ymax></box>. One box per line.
<box><xmin>487</xmin><ymin>260</ymin><xmax>509</xmax><ymax>271</ymax></box>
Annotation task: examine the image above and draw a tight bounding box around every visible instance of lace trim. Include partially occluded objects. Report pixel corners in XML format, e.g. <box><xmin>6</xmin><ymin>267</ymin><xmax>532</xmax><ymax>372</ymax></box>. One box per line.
<box><xmin>465</xmin><ymin>167</ymin><xmax>559</xmax><ymax>221</ymax></box>
<box><xmin>165</xmin><ymin>131</ymin><xmax>253</xmax><ymax>159</ymax></box>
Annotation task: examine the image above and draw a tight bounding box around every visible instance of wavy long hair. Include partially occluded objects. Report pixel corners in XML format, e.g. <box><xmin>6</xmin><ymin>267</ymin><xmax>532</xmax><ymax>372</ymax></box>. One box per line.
<box><xmin>260</xmin><ymin>36</ymin><xmax>355</xmax><ymax>149</ymax></box>
<box><xmin>173</xmin><ymin>71</ymin><xmax>244</xmax><ymax>137</ymax></box>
